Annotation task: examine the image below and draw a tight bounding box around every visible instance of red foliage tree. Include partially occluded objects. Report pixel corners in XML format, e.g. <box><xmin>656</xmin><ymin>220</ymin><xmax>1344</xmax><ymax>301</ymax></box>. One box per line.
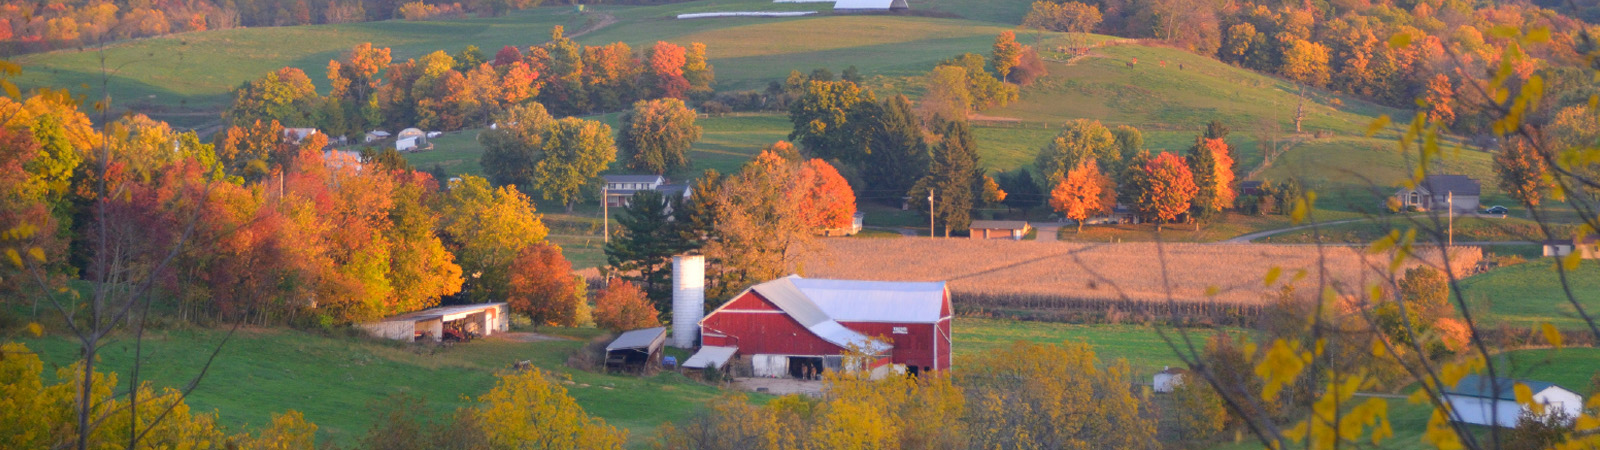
<box><xmin>507</xmin><ymin>243</ymin><xmax>585</xmax><ymax>327</ymax></box>
<box><xmin>647</xmin><ymin>41</ymin><xmax>689</xmax><ymax>99</ymax></box>
<box><xmin>1139</xmin><ymin>152</ymin><xmax>1198</xmax><ymax>231</ymax></box>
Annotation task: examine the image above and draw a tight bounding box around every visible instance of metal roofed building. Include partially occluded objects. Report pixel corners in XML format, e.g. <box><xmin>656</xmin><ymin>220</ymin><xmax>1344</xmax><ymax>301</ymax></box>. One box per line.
<box><xmin>969</xmin><ymin>220</ymin><xmax>1032</xmax><ymax>240</ymax></box>
<box><xmin>360</xmin><ymin>303</ymin><xmax>509</xmax><ymax>342</ymax></box>
<box><xmin>697</xmin><ymin>275</ymin><xmax>951</xmax><ymax>377</ymax></box>
<box><xmin>1441</xmin><ymin>375</ymin><xmax>1582</xmax><ymax>427</ymax></box>
<box><xmin>605</xmin><ymin>327</ymin><xmax>668</xmax><ymax>372</ymax></box>
<box><xmin>1394</xmin><ymin>175</ymin><xmax>1481</xmax><ymax>212</ymax></box>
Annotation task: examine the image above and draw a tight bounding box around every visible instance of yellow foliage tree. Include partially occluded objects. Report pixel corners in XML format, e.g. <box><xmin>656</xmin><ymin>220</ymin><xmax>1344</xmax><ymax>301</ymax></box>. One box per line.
<box><xmin>476</xmin><ymin>368</ymin><xmax>627</xmax><ymax>450</ymax></box>
<box><xmin>957</xmin><ymin>341</ymin><xmax>1156</xmax><ymax>450</ymax></box>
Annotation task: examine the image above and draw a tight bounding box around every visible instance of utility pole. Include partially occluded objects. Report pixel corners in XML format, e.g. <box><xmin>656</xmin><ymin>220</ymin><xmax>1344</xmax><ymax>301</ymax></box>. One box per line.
<box><xmin>1447</xmin><ymin>191</ymin><xmax>1454</xmax><ymax>247</ymax></box>
<box><xmin>928</xmin><ymin>189</ymin><xmax>936</xmax><ymax>238</ymax></box>
<box><xmin>603</xmin><ymin>184</ymin><xmax>610</xmax><ymax>244</ymax></box>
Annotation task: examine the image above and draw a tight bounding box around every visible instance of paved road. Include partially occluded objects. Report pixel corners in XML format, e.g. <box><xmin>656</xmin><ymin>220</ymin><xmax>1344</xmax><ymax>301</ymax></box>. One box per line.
<box><xmin>1032</xmin><ymin>223</ymin><xmax>1062</xmax><ymax>242</ymax></box>
<box><xmin>1221</xmin><ymin>218</ymin><xmax>1368</xmax><ymax>243</ymax></box>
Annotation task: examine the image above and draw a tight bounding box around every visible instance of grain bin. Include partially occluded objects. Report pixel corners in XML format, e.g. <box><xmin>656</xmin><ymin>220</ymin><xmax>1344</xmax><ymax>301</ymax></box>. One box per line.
<box><xmin>671</xmin><ymin>255</ymin><xmax>705</xmax><ymax>348</ymax></box>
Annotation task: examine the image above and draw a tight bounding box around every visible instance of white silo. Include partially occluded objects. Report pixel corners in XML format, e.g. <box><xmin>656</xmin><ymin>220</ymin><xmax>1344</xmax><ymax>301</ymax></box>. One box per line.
<box><xmin>671</xmin><ymin>255</ymin><xmax>706</xmax><ymax>348</ymax></box>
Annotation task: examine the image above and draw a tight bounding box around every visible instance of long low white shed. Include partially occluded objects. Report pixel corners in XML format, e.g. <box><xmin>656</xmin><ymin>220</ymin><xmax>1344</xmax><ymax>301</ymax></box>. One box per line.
<box><xmin>361</xmin><ymin>303</ymin><xmax>509</xmax><ymax>342</ymax></box>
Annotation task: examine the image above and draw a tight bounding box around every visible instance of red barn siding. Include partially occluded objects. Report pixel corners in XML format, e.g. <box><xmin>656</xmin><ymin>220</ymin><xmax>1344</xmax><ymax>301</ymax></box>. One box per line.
<box><xmin>700</xmin><ymin>290</ymin><xmax>954</xmax><ymax>371</ymax></box>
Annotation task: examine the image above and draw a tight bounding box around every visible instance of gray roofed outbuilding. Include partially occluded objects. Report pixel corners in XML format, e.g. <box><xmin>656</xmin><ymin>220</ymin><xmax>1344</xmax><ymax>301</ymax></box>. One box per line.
<box><xmin>603</xmin><ymin>174</ymin><xmax>667</xmax><ymax>184</ymax></box>
<box><xmin>606</xmin><ymin>327</ymin><xmax>668</xmax><ymax>352</ymax></box>
<box><xmin>1418</xmin><ymin>175</ymin><xmax>1482</xmax><ymax>196</ymax></box>
<box><xmin>1445</xmin><ymin>375</ymin><xmax>1566</xmax><ymax>401</ymax></box>
<box><xmin>682</xmin><ymin>345</ymin><xmax>738</xmax><ymax>370</ymax></box>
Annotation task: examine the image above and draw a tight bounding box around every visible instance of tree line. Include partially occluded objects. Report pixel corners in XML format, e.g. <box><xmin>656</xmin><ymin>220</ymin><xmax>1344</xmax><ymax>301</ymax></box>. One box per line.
<box><xmin>224</xmin><ymin>28</ymin><xmax>714</xmax><ymax>142</ymax></box>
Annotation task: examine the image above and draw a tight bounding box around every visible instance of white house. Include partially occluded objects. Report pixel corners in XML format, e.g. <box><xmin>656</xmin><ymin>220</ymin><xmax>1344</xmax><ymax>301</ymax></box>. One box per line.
<box><xmin>1393</xmin><ymin>175</ymin><xmax>1481</xmax><ymax>213</ymax></box>
<box><xmin>365</xmin><ymin>130</ymin><xmax>391</xmax><ymax>143</ymax></box>
<box><xmin>283</xmin><ymin>127</ymin><xmax>319</xmax><ymax>144</ymax></box>
<box><xmin>1153</xmin><ymin>367</ymin><xmax>1186</xmax><ymax>393</ymax></box>
<box><xmin>602</xmin><ymin>175</ymin><xmax>692</xmax><ymax>207</ymax></box>
<box><xmin>1441</xmin><ymin>375</ymin><xmax>1582</xmax><ymax>427</ymax></box>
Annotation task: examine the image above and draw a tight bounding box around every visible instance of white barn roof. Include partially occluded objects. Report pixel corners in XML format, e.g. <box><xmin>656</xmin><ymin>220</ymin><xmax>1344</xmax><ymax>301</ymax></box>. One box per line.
<box><xmin>737</xmin><ymin>275</ymin><xmax>947</xmax><ymax>352</ymax></box>
<box><xmin>834</xmin><ymin>0</ymin><xmax>907</xmax><ymax>9</ymax></box>
<box><xmin>682</xmin><ymin>345</ymin><xmax>738</xmax><ymax>369</ymax></box>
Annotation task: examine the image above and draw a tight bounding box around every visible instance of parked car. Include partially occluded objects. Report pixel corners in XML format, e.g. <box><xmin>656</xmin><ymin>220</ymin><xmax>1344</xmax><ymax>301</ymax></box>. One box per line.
<box><xmin>1484</xmin><ymin>205</ymin><xmax>1509</xmax><ymax>215</ymax></box>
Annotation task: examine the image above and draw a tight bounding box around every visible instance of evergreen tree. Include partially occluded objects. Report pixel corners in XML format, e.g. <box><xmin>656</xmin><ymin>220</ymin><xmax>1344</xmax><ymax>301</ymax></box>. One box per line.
<box><xmin>1118</xmin><ymin>150</ymin><xmax>1153</xmax><ymax>214</ymax></box>
<box><xmin>859</xmin><ymin>95</ymin><xmax>929</xmax><ymax>197</ymax></box>
<box><xmin>998</xmin><ymin>168</ymin><xmax>1042</xmax><ymax>210</ymax></box>
<box><xmin>605</xmin><ymin>190</ymin><xmax>685</xmax><ymax>310</ymax></box>
<box><xmin>1205</xmin><ymin>120</ymin><xmax>1230</xmax><ymax>140</ymax></box>
<box><xmin>1187</xmin><ymin>139</ymin><xmax>1222</xmax><ymax>225</ymax></box>
<box><xmin>911</xmin><ymin>121</ymin><xmax>979</xmax><ymax>237</ymax></box>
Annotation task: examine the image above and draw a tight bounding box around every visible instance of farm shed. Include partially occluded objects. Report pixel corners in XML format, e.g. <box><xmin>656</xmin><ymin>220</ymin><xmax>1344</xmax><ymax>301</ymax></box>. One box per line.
<box><xmin>360</xmin><ymin>303</ymin><xmax>509</xmax><ymax>342</ymax></box>
<box><xmin>969</xmin><ymin>220</ymin><xmax>1031</xmax><ymax>240</ymax></box>
<box><xmin>365</xmin><ymin>130</ymin><xmax>390</xmax><ymax>143</ymax></box>
<box><xmin>1543</xmin><ymin>235</ymin><xmax>1600</xmax><ymax>259</ymax></box>
<box><xmin>1441</xmin><ymin>375</ymin><xmax>1582</xmax><ymax>427</ymax></box>
<box><xmin>605</xmin><ymin>327</ymin><xmax>667</xmax><ymax>372</ymax></box>
<box><xmin>683</xmin><ymin>345</ymin><xmax>738</xmax><ymax>371</ymax></box>
<box><xmin>698</xmin><ymin>275</ymin><xmax>951</xmax><ymax>376</ymax></box>
<box><xmin>834</xmin><ymin>0</ymin><xmax>909</xmax><ymax>11</ymax></box>
<box><xmin>1153</xmin><ymin>367</ymin><xmax>1186</xmax><ymax>393</ymax></box>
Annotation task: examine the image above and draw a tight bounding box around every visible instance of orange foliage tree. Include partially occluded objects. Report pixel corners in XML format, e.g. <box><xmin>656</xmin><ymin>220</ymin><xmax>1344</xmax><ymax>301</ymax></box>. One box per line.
<box><xmin>1186</xmin><ymin>137</ymin><xmax>1235</xmax><ymax>222</ymax></box>
<box><xmin>647</xmin><ymin>41</ymin><xmax>689</xmax><ymax>100</ymax></box>
<box><xmin>507</xmin><ymin>242</ymin><xmax>587</xmax><ymax>327</ymax></box>
<box><xmin>592</xmin><ymin>281</ymin><xmax>659</xmax><ymax>332</ymax></box>
<box><xmin>797</xmin><ymin>159</ymin><xmax>858</xmax><ymax>231</ymax></box>
<box><xmin>1049</xmin><ymin>161</ymin><xmax>1111</xmax><ymax>232</ymax></box>
<box><xmin>1135</xmin><ymin>152</ymin><xmax>1197</xmax><ymax>230</ymax></box>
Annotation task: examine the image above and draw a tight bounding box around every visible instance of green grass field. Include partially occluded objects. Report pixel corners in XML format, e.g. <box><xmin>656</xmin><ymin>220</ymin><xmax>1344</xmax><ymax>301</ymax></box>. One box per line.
<box><xmin>1458</xmin><ymin>260</ymin><xmax>1600</xmax><ymax>330</ymax></box>
<box><xmin>9</xmin><ymin>316</ymin><xmax>1215</xmax><ymax>446</ymax></box>
<box><xmin>1257</xmin><ymin>215</ymin><xmax>1571</xmax><ymax>244</ymax></box>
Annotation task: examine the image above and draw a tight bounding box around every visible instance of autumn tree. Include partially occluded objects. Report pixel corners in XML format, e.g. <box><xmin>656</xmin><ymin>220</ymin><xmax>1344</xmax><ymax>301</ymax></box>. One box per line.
<box><xmin>1128</xmin><ymin>151</ymin><xmax>1197</xmax><ymax>230</ymax></box>
<box><xmin>476</xmin><ymin>368</ymin><xmax>627</xmax><ymax>449</ymax></box>
<box><xmin>227</xmin><ymin>67</ymin><xmax>321</xmax><ymax>128</ymax></box>
<box><xmin>920</xmin><ymin>65</ymin><xmax>974</xmax><ymax>125</ymax></box>
<box><xmin>438</xmin><ymin>175</ymin><xmax>549</xmax><ymax>303</ymax></box>
<box><xmin>911</xmin><ymin>121</ymin><xmax>980</xmax><ymax>237</ymax></box>
<box><xmin>1496</xmin><ymin>137</ymin><xmax>1549</xmax><ymax>208</ymax></box>
<box><xmin>1277</xmin><ymin>34</ymin><xmax>1331</xmax><ymax>88</ymax></box>
<box><xmin>991</xmin><ymin>31</ymin><xmax>1024</xmax><ymax>81</ymax></box>
<box><xmin>797</xmin><ymin>159</ymin><xmax>858</xmax><ymax>230</ymax></box>
<box><xmin>647</xmin><ymin>41</ymin><xmax>690</xmax><ymax>100</ymax></box>
<box><xmin>1050</xmin><ymin>161</ymin><xmax>1112</xmax><ymax>232</ymax></box>
<box><xmin>617</xmin><ymin>98</ymin><xmax>701</xmax><ymax>175</ymax></box>
<box><xmin>937</xmin><ymin>53</ymin><xmax>1017</xmax><ymax>111</ymax></box>
<box><xmin>1036</xmin><ymin>118</ymin><xmax>1118</xmax><ymax>183</ymax></box>
<box><xmin>1398</xmin><ymin>266</ymin><xmax>1450</xmax><ymax>321</ymax></box>
<box><xmin>1423</xmin><ymin>74</ymin><xmax>1456</xmax><ymax>126</ymax></box>
<box><xmin>959</xmin><ymin>341</ymin><xmax>1156</xmax><ymax>449</ymax></box>
<box><xmin>705</xmin><ymin>150</ymin><xmax>813</xmax><ymax>289</ymax></box>
<box><xmin>1009</xmin><ymin>46</ymin><xmax>1049</xmax><ymax>86</ymax></box>
<box><xmin>592</xmin><ymin>281</ymin><xmax>660</xmax><ymax>332</ymax></box>
<box><xmin>684</xmin><ymin>42</ymin><xmax>715</xmax><ymax>100</ymax></box>
<box><xmin>508</xmin><ymin>242</ymin><xmax>587</xmax><ymax>327</ymax></box>
<box><xmin>481</xmin><ymin>102</ymin><xmax>557</xmax><ymax>188</ymax></box>
<box><xmin>1024</xmin><ymin>1</ymin><xmax>1101</xmax><ymax>51</ymax></box>
<box><xmin>1187</xmin><ymin>136</ymin><xmax>1236</xmax><ymax>225</ymax></box>
<box><xmin>1170</xmin><ymin>376</ymin><xmax>1228</xmax><ymax>441</ymax></box>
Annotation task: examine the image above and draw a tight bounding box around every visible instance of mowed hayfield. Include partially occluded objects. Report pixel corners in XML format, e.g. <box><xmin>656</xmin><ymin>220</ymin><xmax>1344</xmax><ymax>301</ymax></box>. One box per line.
<box><xmin>12</xmin><ymin>315</ymin><xmax>1202</xmax><ymax>447</ymax></box>
<box><xmin>1458</xmin><ymin>260</ymin><xmax>1600</xmax><ymax>330</ymax></box>
<box><xmin>802</xmin><ymin>239</ymin><xmax>1482</xmax><ymax>304</ymax></box>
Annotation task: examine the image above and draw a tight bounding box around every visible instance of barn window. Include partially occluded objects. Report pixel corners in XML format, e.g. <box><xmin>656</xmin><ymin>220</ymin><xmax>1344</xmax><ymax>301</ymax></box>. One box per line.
<box><xmin>892</xmin><ymin>327</ymin><xmax>908</xmax><ymax>334</ymax></box>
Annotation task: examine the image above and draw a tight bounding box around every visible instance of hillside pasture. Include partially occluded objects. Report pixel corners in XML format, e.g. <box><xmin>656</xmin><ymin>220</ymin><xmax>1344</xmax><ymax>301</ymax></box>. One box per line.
<box><xmin>802</xmin><ymin>240</ymin><xmax>1482</xmax><ymax>314</ymax></box>
<box><xmin>1458</xmin><ymin>260</ymin><xmax>1600</xmax><ymax>330</ymax></box>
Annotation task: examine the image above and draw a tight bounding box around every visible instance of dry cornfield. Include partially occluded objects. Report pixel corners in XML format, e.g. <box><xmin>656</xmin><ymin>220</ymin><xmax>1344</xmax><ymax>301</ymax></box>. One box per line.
<box><xmin>801</xmin><ymin>239</ymin><xmax>1482</xmax><ymax>310</ymax></box>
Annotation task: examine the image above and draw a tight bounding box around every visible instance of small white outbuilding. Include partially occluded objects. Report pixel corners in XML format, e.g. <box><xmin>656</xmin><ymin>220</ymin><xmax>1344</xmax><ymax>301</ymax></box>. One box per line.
<box><xmin>1153</xmin><ymin>366</ymin><xmax>1186</xmax><ymax>393</ymax></box>
<box><xmin>1441</xmin><ymin>375</ymin><xmax>1583</xmax><ymax>428</ymax></box>
<box><xmin>361</xmin><ymin>303</ymin><xmax>508</xmax><ymax>342</ymax></box>
<box><xmin>833</xmin><ymin>0</ymin><xmax>909</xmax><ymax>10</ymax></box>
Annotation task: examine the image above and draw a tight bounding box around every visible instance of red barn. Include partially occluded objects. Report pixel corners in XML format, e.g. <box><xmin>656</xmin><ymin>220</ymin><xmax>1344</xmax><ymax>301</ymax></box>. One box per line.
<box><xmin>696</xmin><ymin>275</ymin><xmax>952</xmax><ymax>376</ymax></box>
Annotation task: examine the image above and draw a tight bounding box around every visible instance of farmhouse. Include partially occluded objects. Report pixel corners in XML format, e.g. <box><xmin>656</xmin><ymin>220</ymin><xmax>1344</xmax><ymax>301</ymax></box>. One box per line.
<box><xmin>969</xmin><ymin>220</ymin><xmax>1031</xmax><ymax>240</ymax></box>
<box><xmin>282</xmin><ymin>127</ymin><xmax>319</xmax><ymax>144</ymax></box>
<box><xmin>605</xmin><ymin>326</ymin><xmax>667</xmax><ymax>373</ymax></box>
<box><xmin>603</xmin><ymin>174</ymin><xmax>693</xmax><ymax>207</ymax></box>
<box><xmin>695</xmin><ymin>275</ymin><xmax>952</xmax><ymax>377</ymax></box>
<box><xmin>365</xmin><ymin>130</ymin><xmax>390</xmax><ymax>143</ymax></box>
<box><xmin>1393</xmin><ymin>175</ymin><xmax>1480</xmax><ymax>213</ymax></box>
<box><xmin>1441</xmin><ymin>375</ymin><xmax>1582</xmax><ymax>427</ymax></box>
<box><xmin>360</xmin><ymin>303</ymin><xmax>509</xmax><ymax>342</ymax></box>
<box><xmin>1542</xmin><ymin>235</ymin><xmax>1600</xmax><ymax>259</ymax></box>
<box><xmin>834</xmin><ymin>0</ymin><xmax>909</xmax><ymax>11</ymax></box>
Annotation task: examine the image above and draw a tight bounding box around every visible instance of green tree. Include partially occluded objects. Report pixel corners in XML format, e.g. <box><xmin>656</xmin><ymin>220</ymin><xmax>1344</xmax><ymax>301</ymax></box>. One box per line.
<box><xmin>1036</xmin><ymin>118</ymin><xmax>1118</xmax><ymax>183</ymax></box>
<box><xmin>533</xmin><ymin>118</ymin><xmax>616</xmax><ymax>212</ymax></box>
<box><xmin>481</xmin><ymin>102</ymin><xmax>556</xmax><ymax>188</ymax></box>
<box><xmin>911</xmin><ymin>121</ymin><xmax>979</xmax><ymax>237</ymax></box>
<box><xmin>937</xmin><ymin>53</ymin><xmax>1017</xmax><ymax>111</ymax></box>
<box><xmin>920</xmin><ymin>65</ymin><xmax>973</xmax><ymax>125</ymax></box>
<box><xmin>859</xmin><ymin>95</ymin><xmax>929</xmax><ymax>196</ymax></box>
<box><xmin>605</xmin><ymin>190</ymin><xmax>686</xmax><ymax>310</ymax></box>
<box><xmin>437</xmin><ymin>175</ymin><xmax>549</xmax><ymax>303</ymax></box>
<box><xmin>1110</xmin><ymin>125</ymin><xmax>1144</xmax><ymax>173</ymax></box>
<box><xmin>788</xmin><ymin>80</ymin><xmax>875</xmax><ymax>163</ymax></box>
<box><xmin>617</xmin><ymin>98</ymin><xmax>701</xmax><ymax>175</ymax></box>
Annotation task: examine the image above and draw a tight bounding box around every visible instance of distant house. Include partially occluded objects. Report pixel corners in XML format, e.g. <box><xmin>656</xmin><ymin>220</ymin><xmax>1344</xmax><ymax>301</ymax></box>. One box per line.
<box><xmin>323</xmin><ymin>149</ymin><xmax>363</xmax><ymax>171</ymax></box>
<box><xmin>602</xmin><ymin>175</ymin><xmax>692</xmax><ymax>207</ymax></box>
<box><xmin>1441</xmin><ymin>375</ymin><xmax>1582</xmax><ymax>427</ymax></box>
<box><xmin>365</xmin><ymin>130</ymin><xmax>391</xmax><ymax>143</ymax></box>
<box><xmin>834</xmin><ymin>0</ymin><xmax>909</xmax><ymax>11</ymax></box>
<box><xmin>1543</xmin><ymin>235</ymin><xmax>1600</xmax><ymax>259</ymax></box>
<box><xmin>1394</xmin><ymin>175</ymin><xmax>1480</xmax><ymax>213</ymax></box>
<box><xmin>969</xmin><ymin>220</ymin><xmax>1032</xmax><ymax>240</ymax></box>
<box><xmin>283</xmin><ymin>127</ymin><xmax>319</xmax><ymax>144</ymax></box>
<box><xmin>1153</xmin><ymin>366</ymin><xmax>1186</xmax><ymax>393</ymax></box>
<box><xmin>1239</xmin><ymin>180</ymin><xmax>1265</xmax><ymax>196</ymax></box>
<box><xmin>821</xmin><ymin>212</ymin><xmax>865</xmax><ymax>237</ymax></box>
